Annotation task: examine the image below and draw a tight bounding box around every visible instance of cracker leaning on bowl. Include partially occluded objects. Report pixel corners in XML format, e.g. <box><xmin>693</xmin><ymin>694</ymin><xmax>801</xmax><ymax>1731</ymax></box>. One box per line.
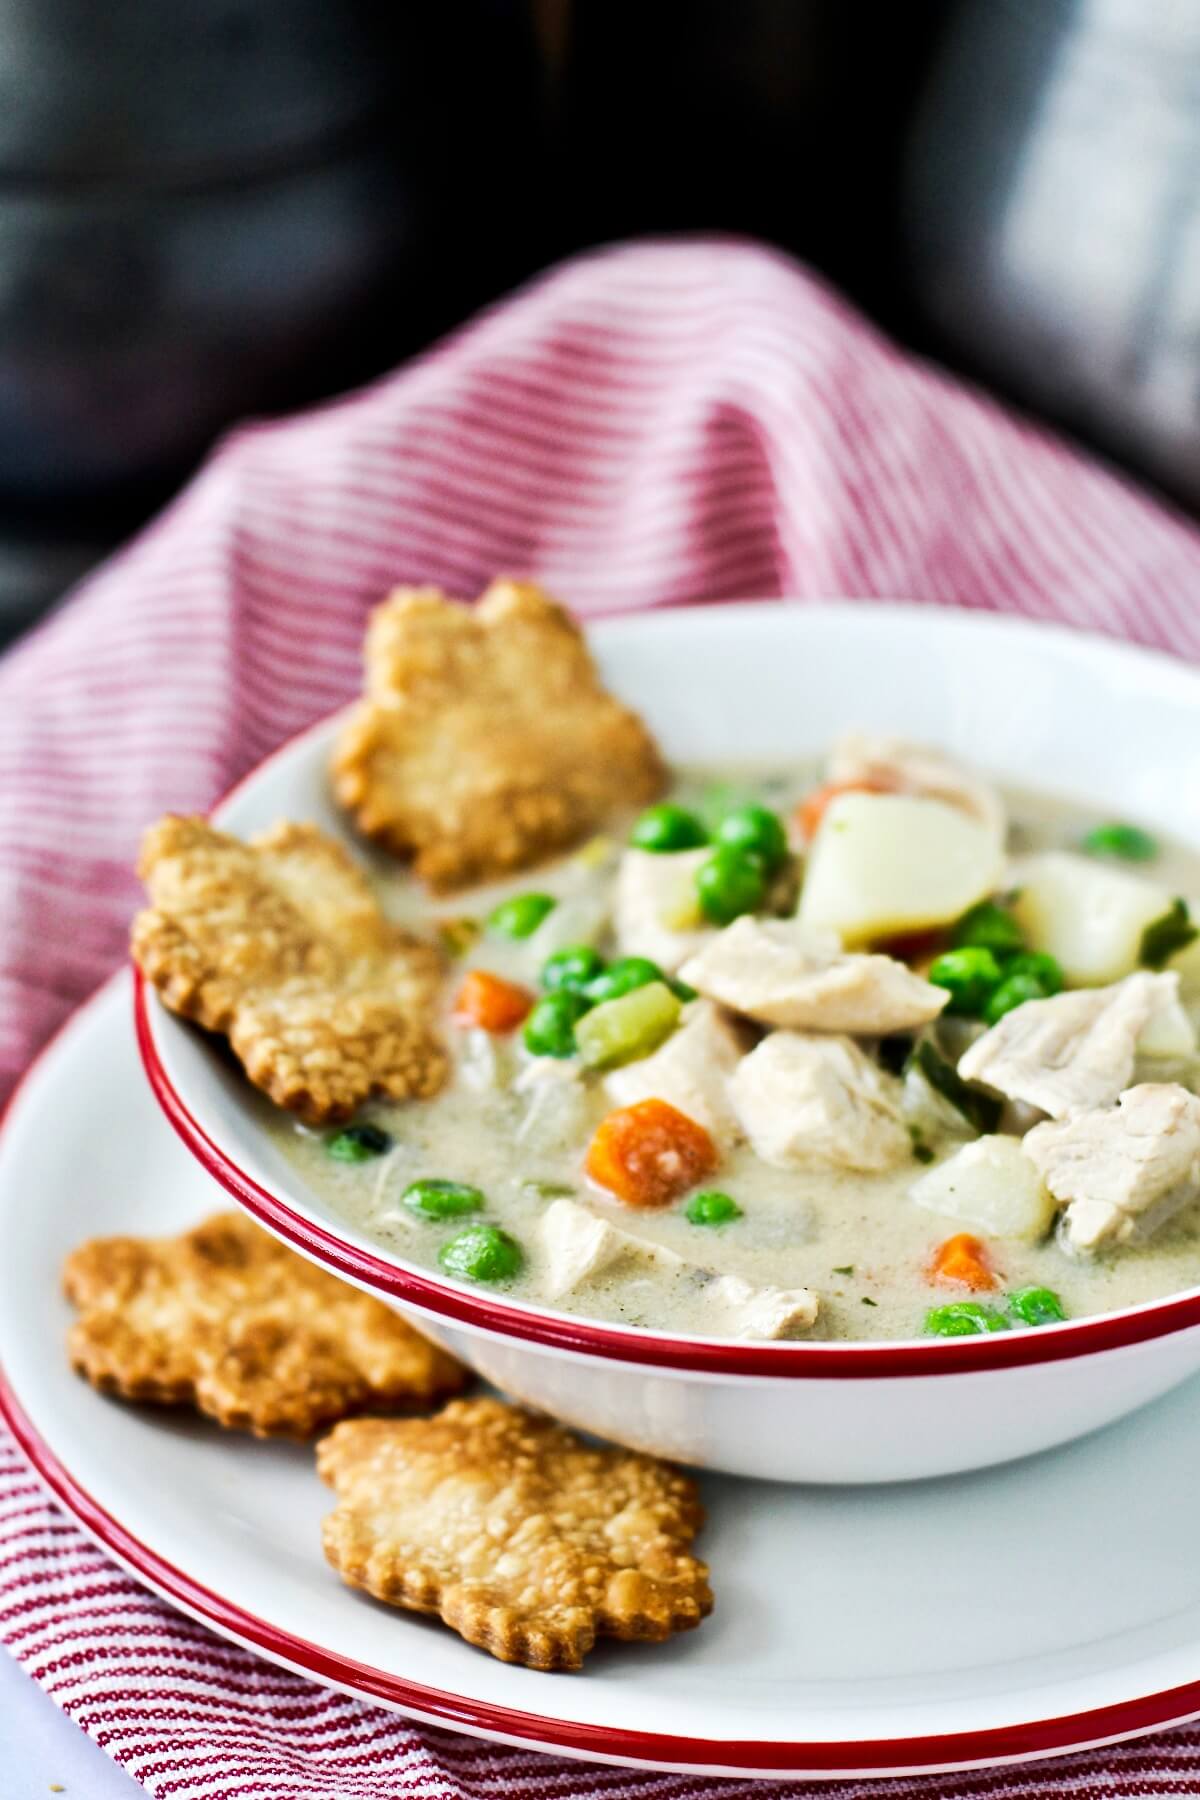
<box><xmin>318</xmin><ymin>1397</ymin><xmax>712</xmax><ymax>1670</ymax></box>
<box><xmin>63</xmin><ymin>1211</ymin><xmax>468</xmax><ymax>1437</ymax></box>
<box><xmin>331</xmin><ymin>578</ymin><xmax>666</xmax><ymax>890</ymax></box>
<box><xmin>132</xmin><ymin>815</ymin><xmax>447</xmax><ymax>1125</ymax></box>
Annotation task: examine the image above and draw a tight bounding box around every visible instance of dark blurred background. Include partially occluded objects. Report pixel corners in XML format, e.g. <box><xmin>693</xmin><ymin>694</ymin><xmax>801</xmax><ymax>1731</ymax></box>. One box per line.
<box><xmin>2</xmin><ymin>0</ymin><xmax>1194</xmax><ymax>643</ymax></box>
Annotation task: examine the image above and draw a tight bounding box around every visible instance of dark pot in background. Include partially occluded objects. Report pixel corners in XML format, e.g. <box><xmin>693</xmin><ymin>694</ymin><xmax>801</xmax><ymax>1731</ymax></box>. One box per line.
<box><xmin>558</xmin><ymin>0</ymin><xmax>953</xmax><ymax>326</ymax></box>
<box><xmin>902</xmin><ymin>0</ymin><xmax>1200</xmax><ymax>510</ymax></box>
<box><xmin>0</xmin><ymin>0</ymin><xmax>547</xmax><ymax>639</ymax></box>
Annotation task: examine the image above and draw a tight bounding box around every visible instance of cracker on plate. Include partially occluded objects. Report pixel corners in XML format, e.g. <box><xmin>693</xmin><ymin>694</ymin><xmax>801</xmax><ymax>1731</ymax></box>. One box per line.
<box><xmin>331</xmin><ymin>579</ymin><xmax>665</xmax><ymax>891</ymax></box>
<box><xmin>63</xmin><ymin>1212</ymin><xmax>469</xmax><ymax>1437</ymax></box>
<box><xmin>317</xmin><ymin>1397</ymin><xmax>712</xmax><ymax>1670</ymax></box>
<box><xmin>132</xmin><ymin>815</ymin><xmax>446</xmax><ymax>1124</ymax></box>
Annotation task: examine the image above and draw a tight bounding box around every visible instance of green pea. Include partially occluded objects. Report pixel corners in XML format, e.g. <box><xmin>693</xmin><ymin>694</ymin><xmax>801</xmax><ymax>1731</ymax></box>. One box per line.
<box><xmin>983</xmin><ymin>971</ymin><xmax>1047</xmax><ymax>1025</ymax></box>
<box><xmin>1007</xmin><ymin>1286</ymin><xmax>1067</xmax><ymax>1327</ymax></box>
<box><xmin>438</xmin><ymin>1223</ymin><xmax>524</xmax><ymax>1283</ymax></box>
<box><xmin>540</xmin><ymin>945</ymin><xmax>606</xmax><ymax>993</ymax></box>
<box><xmin>928</xmin><ymin>946</ymin><xmax>1003</xmax><ymax>1016</ymax></box>
<box><xmin>684</xmin><ymin>1190</ymin><xmax>743</xmax><ymax>1226</ymax></box>
<box><xmin>715</xmin><ymin>804</ymin><xmax>787</xmax><ymax>870</ymax></box>
<box><xmin>630</xmin><ymin>803</ymin><xmax>709</xmax><ymax>853</ymax></box>
<box><xmin>924</xmin><ymin>1302</ymin><xmax>1011</xmax><ymax>1337</ymax></box>
<box><xmin>1002</xmin><ymin>950</ymin><xmax>1064</xmax><ymax>996</ymax></box>
<box><xmin>584</xmin><ymin>956</ymin><xmax>664</xmax><ymax>1004</ymax></box>
<box><xmin>951</xmin><ymin>899</ymin><xmax>1025</xmax><ymax>956</ymax></box>
<box><xmin>326</xmin><ymin>1123</ymin><xmax>392</xmax><ymax>1162</ymax></box>
<box><xmin>695</xmin><ymin>846</ymin><xmax>767</xmax><ymax>925</ymax></box>
<box><xmin>1082</xmin><ymin>822</ymin><xmax>1159</xmax><ymax>864</ymax></box>
<box><xmin>488</xmin><ymin>893</ymin><xmax>556</xmax><ymax>939</ymax></box>
<box><xmin>523</xmin><ymin>990</ymin><xmax>588</xmax><ymax>1057</ymax></box>
<box><xmin>403</xmin><ymin>1178</ymin><xmax>485</xmax><ymax>1221</ymax></box>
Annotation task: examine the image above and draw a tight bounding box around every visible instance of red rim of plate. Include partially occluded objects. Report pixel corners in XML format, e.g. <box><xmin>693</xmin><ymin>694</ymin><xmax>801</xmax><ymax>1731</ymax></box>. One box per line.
<box><xmin>6</xmin><ymin>955</ymin><xmax>1200</xmax><ymax>1770</ymax></box>
<box><xmin>5</xmin><ymin>1359</ymin><xmax>1200</xmax><ymax>1776</ymax></box>
<box><xmin>134</xmin><ymin>963</ymin><xmax>1200</xmax><ymax>1378</ymax></box>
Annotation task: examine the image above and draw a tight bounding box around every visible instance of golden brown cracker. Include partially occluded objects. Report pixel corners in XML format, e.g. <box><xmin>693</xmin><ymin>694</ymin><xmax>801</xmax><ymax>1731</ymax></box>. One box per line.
<box><xmin>64</xmin><ymin>1212</ymin><xmax>468</xmax><ymax>1437</ymax></box>
<box><xmin>317</xmin><ymin>1397</ymin><xmax>712</xmax><ymax>1670</ymax></box>
<box><xmin>132</xmin><ymin>815</ymin><xmax>446</xmax><ymax>1123</ymax></box>
<box><xmin>331</xmin><ymin>579</ymin><xmax>665</xmax><ymax>890</ymax></box>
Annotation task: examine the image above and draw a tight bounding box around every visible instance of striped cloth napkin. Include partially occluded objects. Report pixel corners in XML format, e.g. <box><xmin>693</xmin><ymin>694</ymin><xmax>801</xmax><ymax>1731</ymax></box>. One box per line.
<box><xmin>4</xmin><ymin>239</ymin><xmax>1200</xmax><ymax>1799</ymax></box>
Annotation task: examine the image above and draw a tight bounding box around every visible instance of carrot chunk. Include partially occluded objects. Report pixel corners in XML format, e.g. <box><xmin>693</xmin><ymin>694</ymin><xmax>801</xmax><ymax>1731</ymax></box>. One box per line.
<box><xmin>794</xmin><ymin>776</ymin><xmax>896</xmax><ymax>842</ymax></box>
<box><xmin>453</xmin><ymin>969</ymin><xmax>534</xmax><ymax>1033</ymax></box>
<box><xmin>929</xmin><ymin>1232</ymin><xmax>998</xmax><ymax>1292</ymax></box>
<box><xmin>585</xmin><ymin>1099</ymin><xmax>718</xmax><ymax>1209</ymax></box>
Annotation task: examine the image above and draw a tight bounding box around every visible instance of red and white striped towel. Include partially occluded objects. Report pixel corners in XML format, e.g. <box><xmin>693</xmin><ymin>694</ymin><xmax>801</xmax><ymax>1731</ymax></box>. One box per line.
<box><xmin>5</xmin><ymin>239</ymin><xmax>1200</xmax><ymax>1798</ymax></box>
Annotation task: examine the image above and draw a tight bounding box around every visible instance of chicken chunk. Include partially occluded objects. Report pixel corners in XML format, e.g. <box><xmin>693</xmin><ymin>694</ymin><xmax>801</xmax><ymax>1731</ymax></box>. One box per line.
<box><xmin>729</xmin><ymin>1031</ymin><xmax>910</xmax><ymax>1172</ymax></box>
<box><xmin>957</xmin><ymin>970</ymin><xmax>1182</xmax><ymax>1120</ymax></box>
<box><xmin>604</xmin><ymin>1000</ymin><xmax>745</xmax><ymax>1141</ymax></box>
<box><xmin>829</xmin><ymin>731</ymin><xmax>1006</xmax><ymax>842</ymax></box>
<box><xmin>538</xmin><ymin>1198</ymin><xmax>683</xmax><ymax>1298</ymax></box>
<box><xmin>1024</xmin><ymin>1083</ymin><xmax>1200</xmax><ymax>1252</ymax></box>
<box><xmin>679</xmin><ymin>916</ymin><xmax>947</xmax><ymax>1035</ymax></box>
<box><xmin>537</xmin><ymin>1200</ymin><xmax>818</xmax><ymax>1337</ymax></box>
<box><xmin>613</xmin><ymin>847</ymin><xmax>715</xmax><ymax>973</ymax></box>
<box><xmin>702</xmin><ymin>1274</ymin><xmax>819</xmax><ymax>1339</ymax></box>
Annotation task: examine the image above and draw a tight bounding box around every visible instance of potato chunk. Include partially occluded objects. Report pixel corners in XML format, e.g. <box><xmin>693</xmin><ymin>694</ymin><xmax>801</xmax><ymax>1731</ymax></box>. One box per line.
<box><xmin>797</xmin><ymin>793</ymin><xmax>1005</xmax><ymax>944</ymax></box>
<box><xmin>1011</xmin><ymin>852</ymin><xmax>1174</xmax><ymax>986</ymax></box>
<box><xmin>910</xmin><ymin>1136</ymin><xmax>1056</xmax><ymax>1243</ymax></box>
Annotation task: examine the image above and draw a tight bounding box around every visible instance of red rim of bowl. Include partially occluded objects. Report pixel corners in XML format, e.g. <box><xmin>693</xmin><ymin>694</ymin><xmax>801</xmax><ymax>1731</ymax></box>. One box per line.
<box><xmin>131</xmin><ymin>676</ymin><xmax>1200</xmax><ymax>1381</ymax></box>
<box><xmin>4</xmin><ymin>1362</ymin><xmax>1200</xmax><ymax>1775</ymax></box>
<box><xmin>133</xmin><ymin>961</ymin><xmax>1200</xmax><ymax>1378</ymax></box>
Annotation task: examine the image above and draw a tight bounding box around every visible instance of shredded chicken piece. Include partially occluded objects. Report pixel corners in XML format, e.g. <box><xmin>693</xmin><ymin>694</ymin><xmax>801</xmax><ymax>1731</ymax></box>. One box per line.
<box><xmin>613</xmin><ymin>847</ymin><xmax>715</xmax><ymax>973</ymax></box>
<box><xmin>957</xmin><ymin>971</ymin><xmax>1182</xmax><ymax>1120</ymax></box>
<box><xmin>537</xmin><ymin>1201</ymin><xmax>818</xmax><ymax>1337</ymax></box>
<box><xmin>604</xmin><ymin>1000</ymin><xmax>745</xmax><ymax>1141</ymax></box>
<box><xmin>1024</xmin><ymin>1083</ymin><xmax>1200</xmax><ymax>1251</ymax></box>
<box><xmin>679</xmin><ymin>916</ymin><xmax>947</xmax><ymax>1035</ymax></box>
<box><xmin>829</xmin><ymin>730</ymin><xmax>1005</xmax><ymax>842</ymax></box>
<box><xmin>729</xmin><ymin>1031</ymin><xmax>910</xmax><ymax>1172</ymax></box>
<box><xmin>538</xmin><ymin>1198</ymin><xmax>682</xmax><ymax>1297</ymax></box>
<box><xmin>702</xmin><ymin>1274</ymin><xmax>819</xmax><ymax>1339</ymax></box>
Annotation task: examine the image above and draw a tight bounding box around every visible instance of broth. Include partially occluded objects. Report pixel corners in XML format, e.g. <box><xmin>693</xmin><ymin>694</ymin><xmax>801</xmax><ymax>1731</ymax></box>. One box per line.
<box><xmin>271</xmin><ymin>765</ymin><xmax>1200</xmax><ymax>1341</ymax></box>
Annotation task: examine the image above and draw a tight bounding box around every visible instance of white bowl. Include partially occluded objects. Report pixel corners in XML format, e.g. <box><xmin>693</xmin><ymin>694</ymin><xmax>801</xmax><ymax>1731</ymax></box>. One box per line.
<box><xmin>136</xmin><ymin>601</ymin><xmax>1200</xmax><ymax>1484</ymax></box>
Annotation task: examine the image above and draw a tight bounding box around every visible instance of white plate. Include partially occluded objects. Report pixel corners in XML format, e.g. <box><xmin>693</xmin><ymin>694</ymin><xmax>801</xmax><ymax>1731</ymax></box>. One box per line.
<box><xmin>7</xmin><ymin>977</ymin><xmax>1200</xmax><ymax>1778</ymax></box>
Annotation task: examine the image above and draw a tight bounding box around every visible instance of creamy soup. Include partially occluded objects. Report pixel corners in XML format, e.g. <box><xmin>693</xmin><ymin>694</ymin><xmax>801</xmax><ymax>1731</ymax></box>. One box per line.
<box><xmin>271</xmin><ymin>758</ymin><xmax>1200</xmax><ymax>1342</ymax></box>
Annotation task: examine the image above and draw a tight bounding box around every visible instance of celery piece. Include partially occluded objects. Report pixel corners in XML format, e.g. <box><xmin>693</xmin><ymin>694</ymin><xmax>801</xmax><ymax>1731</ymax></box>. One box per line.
<box><xmin>573</xmin><ymin>981</ymin><xmax>682</xmax><ymax>1069</ymax></box>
